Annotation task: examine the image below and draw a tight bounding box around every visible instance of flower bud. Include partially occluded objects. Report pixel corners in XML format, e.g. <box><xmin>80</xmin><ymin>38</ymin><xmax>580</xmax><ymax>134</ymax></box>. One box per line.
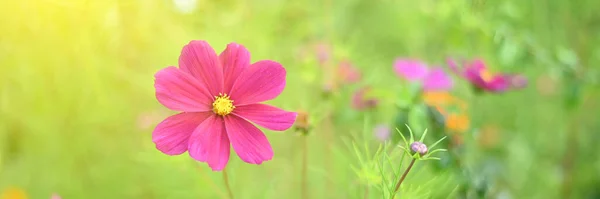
<box><xmin>410</xmin><ymin>141</ymin><xmax>428</xmax><ymax>155</ymax></box>
<box><xmin>294</xmin><ymin>111</ymin><xmax>311</xmax><ymax>135</ymax></box>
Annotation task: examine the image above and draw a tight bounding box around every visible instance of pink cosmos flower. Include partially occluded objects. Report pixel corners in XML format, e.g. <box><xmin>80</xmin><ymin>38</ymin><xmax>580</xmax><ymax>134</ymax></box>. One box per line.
<box><xmin>447</xmin><ymin>58</ymin><xmax>526</xmax><ymax>92</ymax></box>
<box><xmin>394</xmin><ymin>59</ymin><xmax>453</xmax><ymax>91</ymax></box>
<box><xmin>351</xmin><ymin>86</ymin><xmax>378</xmax><ymax>110</ymax></box>
<box><xmin>153</xmin><ymin>40</ymin><xmax>298</xmax><ymax>171</ymax></box>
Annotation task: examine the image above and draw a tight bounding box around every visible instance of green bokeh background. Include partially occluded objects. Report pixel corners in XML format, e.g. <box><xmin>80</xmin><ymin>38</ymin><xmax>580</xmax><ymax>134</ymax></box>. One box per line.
<box><xmin>1</xmin><ymin>0</ymin><xmax>599</xmax><ymax>198</ymax></box>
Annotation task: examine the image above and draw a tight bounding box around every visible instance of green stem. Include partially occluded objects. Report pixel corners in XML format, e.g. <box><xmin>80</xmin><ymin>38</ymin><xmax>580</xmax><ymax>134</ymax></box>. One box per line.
<box><xmin>223</xmin><ymin>169</ymin><xmax>234</xmax><ymax>199</ymax></box>
<box><xmin>392</xmin><ymin>158</ymin><xmax>417</xmax><ymax>198</ymax></box>
<box><xmin>301</xmin><ymin>135</ymin><xmax>309</xmax><ymax>199</ymax></box>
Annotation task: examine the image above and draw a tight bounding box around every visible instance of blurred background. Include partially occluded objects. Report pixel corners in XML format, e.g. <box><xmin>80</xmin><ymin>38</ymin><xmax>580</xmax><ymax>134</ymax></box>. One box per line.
<box><xmin>1</xmin><ymin>0</ymin><xmax>599</xmax><ymax>198</ymax></box>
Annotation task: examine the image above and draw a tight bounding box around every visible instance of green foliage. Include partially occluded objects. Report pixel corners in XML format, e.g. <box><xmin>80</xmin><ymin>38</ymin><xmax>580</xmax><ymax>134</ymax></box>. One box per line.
<box><xmin>1</xmin><ymin>0</ymin><xmax>600</xmax><ymax>198</ymax></box>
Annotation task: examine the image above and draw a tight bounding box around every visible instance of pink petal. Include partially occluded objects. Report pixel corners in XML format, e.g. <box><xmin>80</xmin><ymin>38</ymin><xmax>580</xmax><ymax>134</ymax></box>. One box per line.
<box><xmin>464</xmin><ymin>59</ymin><xmax>489</xmax><ymax>85</ymax></box>
<box><xmin>423</xmin><ymin>67</ymin><xmax>453</xmax><ymax>91</ymax></box>
<box><xmin>229</xmin><ymin>60</ymin><xmax>286</xmax><ymax>106</ymax></box>
<box><xmin>394</xmin><ymin>59</ymin><xmax>429</xmax><ymax>81</ymax></box>
<box><xmin>233</xmin><ymin>104</ymin><xmax>297</xmax><ymax>131</ymax></box>
<box><xmin>220</xmin><ymin>43</ymin><xmax>251</xmax><ymax>94</ymax></box>
<box><xmin>152</xmin><ymin>112</ymin><xmax>212</xmax><ymax>155</ymax></box>
<box><xmin>179</xmin><ymin>40</ymin><xmax>224</xmax><ymax>96</ymax></box>
<box><xmin>485</xmin><ymin>75</ymin><xmax>511</xmax><ymax>92</ymax></box>
<box><xmin>469</xmin><ymin>59</ymin><xmax>487</xmax><ymax>71</ymax></box>
<box><xmin>154</xmin><ymin>66</ymin><xmax>213</xmax><ymax>112</ymax></box>
<box><xmin>224</xmin><ymin>115</ymin><xmax>274</xmax><ymax>164</ymax></box>
<box><xmin>188</xmin><ymin>115</ymin><xmax>231</xmax><ymax>171</ymax></box>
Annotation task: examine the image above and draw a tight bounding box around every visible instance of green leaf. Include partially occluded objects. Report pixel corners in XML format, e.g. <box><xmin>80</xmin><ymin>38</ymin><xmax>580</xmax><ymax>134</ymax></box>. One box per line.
<box><xmin>406</xmin><ymin>124</ymin><xmax>415</xmax><ymax>143</ymax></box>
<box><xmin>391</xmin><ymin>108</ymin><xmax>411</xmax><ymax>144</ymax></box>
<box><xmin>352</xmin><ymin>142</ymin><xmax>365</xmax><ymax>165</ymax></box>
<box><xmin>419</xmin><ymin>128</ymin><xmax>428</xmax><ymax>142</ymax></box>
<box><xmin>428</xmin><ymin>136</ymin><xmax>448</xmax><ymax>150</ymax></box>
<box><xmin>397</xmin><ymin>127</ymin><xmax>409</xmax><ymax>150</ymax></box>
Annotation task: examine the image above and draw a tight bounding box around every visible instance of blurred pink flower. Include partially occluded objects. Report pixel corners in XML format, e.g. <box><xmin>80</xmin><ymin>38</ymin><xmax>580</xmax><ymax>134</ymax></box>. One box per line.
<box><xmin>394</xmin><ymin>59</ymin><xmax>453</xmax><ymax>91</ymax></box>
<box><xmin>153</xmin><ymin>40</ymin><xmax>297</xmax><ymax>171</ymax></box>
<box><xmin>374</xmin><ymin>124</ymin><xmax>391</xmax><ymax>142</ymax></box>
<box><xmin>447</xmin><ymin>58</ymin><xmax>526</xmax><ymax>92</ymax></box>
<box><xmin>314</xmin><ymin>42</ymin><xmax>331</xmax><ymax>65</ymax></box>
<box><xmin>50</xmin><ymin>193</ymin><xmax>61</xmax><ymax>199</ymax></box>
<box><xmin>351</xmin><ymin>86</ymin><xmax>378</xmax><ymax>110</ymax></box>
<box><xmin>337</xmin><ymin>59</ymin><xmax>361</xmax><ymax>84</ymax></box>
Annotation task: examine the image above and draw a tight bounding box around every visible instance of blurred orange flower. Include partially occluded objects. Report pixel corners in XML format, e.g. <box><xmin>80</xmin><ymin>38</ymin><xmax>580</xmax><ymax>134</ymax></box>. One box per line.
<box><xmin>0</xmin><ymin>187</ymin><xmax>27</xmax><ymax>199</ymax></box>
<box><xmin>423</xmin><ymin>91</ymin><xmax>470</xmax><ymax>134</ymax></box>
<box><xmin>423</xmin><ymin>91</ymin><xmax>467</xmax><ymax>111</ymax></box>
<box><xmin>446</xmin><ymin>114</ymin><xmax>470</xmax><ymax>133</ymax></box>
<box><xmin>423</xmin><ymin>91</ymin><xmax>452</xmax><ymax>106</ymax></box>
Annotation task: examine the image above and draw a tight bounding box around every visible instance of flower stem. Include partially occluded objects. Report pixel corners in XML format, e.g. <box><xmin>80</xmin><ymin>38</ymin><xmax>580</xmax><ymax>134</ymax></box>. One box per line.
<box><xmin>392</xmin><ymin>158</ymin><xmax>417</xmax><ymax>198</ymax></box>
<box><xmin>364</xmin><ymin>185</ymin><xmax>369</xmax><ymax>199</ymax></box>
<box><xmin>301</xmin><ymin>135</ymin><xmax>309</xmax><ymax>199</ymax></box>
<box><xmin>222</xmin><ymin>169</ymin><xmax>234</xmax><ymax>199</ymax></box>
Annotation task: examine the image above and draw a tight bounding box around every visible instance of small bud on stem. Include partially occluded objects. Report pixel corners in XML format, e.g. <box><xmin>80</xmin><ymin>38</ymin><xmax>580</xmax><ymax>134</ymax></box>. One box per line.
<box><xmin>410</xmin><ymin>141</ymin><xmax>428</xmax><ymax>156</ymax></box>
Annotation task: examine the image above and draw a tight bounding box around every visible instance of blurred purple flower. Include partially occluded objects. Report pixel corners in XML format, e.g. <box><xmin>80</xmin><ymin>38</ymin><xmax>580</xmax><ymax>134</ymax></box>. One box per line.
<box><xmin>447</xmin><ymin>58</ymin><xmax>527</xmax><ymax>92</ymax></box>
<box><xmin>374</xmin><ymin>124</ymin><xmax>391</xmax><ymax>142</ymax></box>
<box><xmin>509</xmin><ymin>74</ymin><xmax>528</xmax><ymax>89</ymax></box>
<box><xmin>394</xmin><ymin>59</ymin><xmax>453</xmax><ymax>91</ymax></box>
<box><xmin>351</xmin><ymin>86</ymin><xmax>379</xmax><ymax>110</ymax></box>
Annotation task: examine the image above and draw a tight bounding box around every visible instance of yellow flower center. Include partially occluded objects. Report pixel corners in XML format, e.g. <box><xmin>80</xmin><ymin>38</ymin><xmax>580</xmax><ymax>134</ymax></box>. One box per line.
<box><xmin>480</xmin><ymin>70</ymin><xmax>493</xmax><ymax>82</ymax></box>
<box><xmin>212</xmin><ymin>93</ymin><xmax>235</xmax><ymax>116</ymax></box>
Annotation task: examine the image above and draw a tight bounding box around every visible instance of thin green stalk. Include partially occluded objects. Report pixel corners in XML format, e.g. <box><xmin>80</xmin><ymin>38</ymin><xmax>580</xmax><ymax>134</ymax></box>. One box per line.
<box><xmin>223</xmin><ymin>169</ymin><xmax>234</xmax><ymax>199</ymax></box>
<box><xmin>392</xmin><ymin>158</ymin><xmax>417</xmax><ymax>199</ymax></box>
<box><xmin>195</xmin><ymin>165</ymin><xmax>226</xmax><ymax>198</ymax></box>
<box><xmin>301</xmin><ymin>135</ymin><xmax>309</xmax><ymax>199</ymax></box>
